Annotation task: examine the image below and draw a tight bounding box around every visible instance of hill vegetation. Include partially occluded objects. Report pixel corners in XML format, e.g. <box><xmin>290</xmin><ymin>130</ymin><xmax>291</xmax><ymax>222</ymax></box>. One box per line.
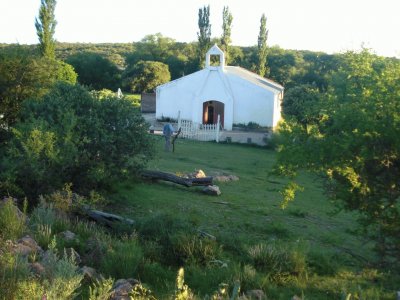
<box><xmin>1</xmin><ymin>1</ymin><xmax>399</xmax><ymax>298</ymax></box>
<box><xmin>1</xmin><ymin>139</ymin><xmax>399</xmax><ymax>299</ymax></box>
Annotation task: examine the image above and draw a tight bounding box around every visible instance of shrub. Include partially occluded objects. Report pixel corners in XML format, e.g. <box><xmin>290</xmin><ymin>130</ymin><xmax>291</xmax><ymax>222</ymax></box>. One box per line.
<box><xmin>16</xmin><ymin>280</ymin><xmax>45</xmax><ymax>299</ymax></box>
<box><xmin>0</xmin><ymin>197</ymin><xmax>27</xmax><ymax>240</ymax></box>
<box><xmin>2</xmin><ymin>82</ymin><xmax>154</xmax><ymax>200</ymax></box>
<box><xmin>174</xmin><ymin>268</ymin><xmax>194</xmax><ymax>300</ymax></box>
<box><xmin>40</xmin><ymin>239</ymin><xmax>83</xmax><ymax>299</ymax></box>
<box><xmin>88</xmin><ymin>277</ymin><xmax>114</xmax><ymax>300</ymax></box>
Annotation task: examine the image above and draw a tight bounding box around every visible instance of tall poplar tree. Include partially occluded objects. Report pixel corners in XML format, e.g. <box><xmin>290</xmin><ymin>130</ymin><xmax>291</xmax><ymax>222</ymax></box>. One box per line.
<box><xmin>257</xmin><ymin>13</ymin><xmax>268</xmax><ymax>77</ymax></box>
<box><xmin>221</xmin><ymin>6</ymin><xmax>233</xmax><ymax>64</ymax></box>
<box><xmin>35</xmin><ymin>0</ymin><xmax>57</xmax><ymax>59</ymax></box>
<box><xmin>197</xmin><ymin>5</ymin><xmax>211</xmax><ymax>68</ymax></box>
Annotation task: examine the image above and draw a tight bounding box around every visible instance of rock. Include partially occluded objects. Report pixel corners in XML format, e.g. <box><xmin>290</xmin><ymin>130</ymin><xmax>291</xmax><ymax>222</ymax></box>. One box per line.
<box><xmin>202</xmin><ymin>185</ymin><xmax>221</xmax><ymax>196</ymax></box>
<box><xmin>65</xmin><ymin>247</ymin><xmax>81</xmax><ymax>264</ymax></box>
<box><xmin>80</xmin><ymin>266</ymin><xmax>99</xmax><ymax>281</ymax></box>
<box><xmin>60</xmin><ymin>230</ymin><xmax>76</xmax><ymax>241</ymax></box>
<box><xmin>17</xmin><ymin>236</ymin><xmax>42</xmax><ymax>251</ymax></box>
<box><xmin>214</xmin><ymin>175</ymin><xmax>239</xmax><ymax>182</ymax></box>
<box><xmin>187</xmin><ymin>169</ymin><xmax>206</xmax><ymax>178</ymax></box>
<box><xmin>245</xmin><ymin>289</ymin><xmax>266</xmax><ymax>300</ymax></box>
<box><xmin>13</xmin><ymin>243</ymin><xmax>34</xmax><ymax>257</ymax></box>
<box><xmin>30</xmin><ymin>262</ymin><xmax>46</xmax><ymax>276</ymax></box>
<box><xmin>110</xmin><ymin>279</ymin><xmax>134</xmax><ymax>300</ymax></box>
<box><xmin>194</xmin><ymin>169</ymin><xmax>206</xmax><ymax>178</ymax></box>
<box><xmin>126</xmin><ymin>278</ymin><xmax>140</xmax><ymax>286</ymax></box>
<box><xmin>13</xmin><ymin>235</ymin><xmax>43</xmax><ymax>257</ymax></box>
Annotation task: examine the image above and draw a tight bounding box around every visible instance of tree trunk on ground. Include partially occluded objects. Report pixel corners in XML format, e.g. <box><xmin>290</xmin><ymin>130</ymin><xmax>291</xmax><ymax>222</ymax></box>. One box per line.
<box><xmin>81</xmin><ymin>206</ymin><xmax>134</xmax><ymax>227</ymax></box>
<box><xmin>141</xmin><ymin>170</ymin><xmax>213</xmax><ymax>187</ymax></box>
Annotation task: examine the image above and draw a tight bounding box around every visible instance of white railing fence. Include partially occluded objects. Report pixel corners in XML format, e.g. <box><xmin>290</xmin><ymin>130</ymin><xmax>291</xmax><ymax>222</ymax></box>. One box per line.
<box><xmin>177</xmin><ymin>112</ymin><xmax>221</xmax><ymax>142</ymax></box>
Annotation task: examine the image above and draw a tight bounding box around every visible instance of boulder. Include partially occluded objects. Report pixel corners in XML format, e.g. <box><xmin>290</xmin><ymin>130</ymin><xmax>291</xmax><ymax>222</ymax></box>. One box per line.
<box><xmin>214</xmin><ymin>175</ymin><xmax>239</xmax><ymax>182</ymax></box>
<box><xmin>13</xmin><ymin>235</ymin><xmax>43</xmax><ymax>257</ymax></box>
<box><xmin>110</xmin><ymin>279</ymin><xmax>137</xmax><ymax>300</ymax></box>
<box><xmin>80</xmin><ymin>266</ymin><xmax>99</xmax><ymax>281</ymax></box>
<box><xmin>202</xmin><ymin>185</ymin><xmax>221</xmax><ymax>196</ymax></box>
<box><xmin>60</xmin><ymin>230</ymin><xmax>77</xmax><ymax>242</ymax></box>
<box><xmin>65</xmin><ymin>247</ymin><xmax>81</xmax><ymax>264</ymax></box>
<box><xmin>13</xmin><ymin>243</ymin><xmax>34</xmax><ymax>257</ymax></box>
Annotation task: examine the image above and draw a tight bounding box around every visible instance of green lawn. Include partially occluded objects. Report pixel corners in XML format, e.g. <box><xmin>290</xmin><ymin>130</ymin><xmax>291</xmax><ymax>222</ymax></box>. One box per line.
<box><xmin>108</xmin><ymin>137</ymin><xmax>393</xmax><ymax>299</ymax></box>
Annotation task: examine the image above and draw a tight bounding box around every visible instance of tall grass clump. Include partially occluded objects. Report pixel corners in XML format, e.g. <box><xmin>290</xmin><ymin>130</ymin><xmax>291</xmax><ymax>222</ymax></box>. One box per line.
<box><xmin>248</xmin><ymin>241</ymin><xmax>307</xmax><ymax>283</ymax></box>
<box><xmin>0</xmin><ymin>241</ymin><xmax>30</xmax><ymax>299</ymax></box>
<box><xmin>170</xmin><ymin>232</ymin><xmax>222</xmax><ymax>266</ymax></box>
<box><xmin>0</xmin><ymin>197</ymin><xmax>27</xmax><ymax>240</ymax></box>
<box><xmin>99</xmin><ymin>235</ymin><xmax>143</xmax><ymax>279</ymax></box>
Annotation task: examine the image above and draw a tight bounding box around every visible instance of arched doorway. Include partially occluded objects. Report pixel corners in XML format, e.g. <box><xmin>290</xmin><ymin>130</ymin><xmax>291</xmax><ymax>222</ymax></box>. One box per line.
<box><xmin>203</xmin><ymin>101</ymin><xmax>224</xmax><ymax>127</ymax></box>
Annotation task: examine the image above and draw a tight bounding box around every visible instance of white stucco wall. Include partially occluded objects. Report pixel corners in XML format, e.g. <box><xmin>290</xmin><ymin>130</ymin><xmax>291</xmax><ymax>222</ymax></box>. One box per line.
<box><xmin>156</xmin><ymin>71</ymin><xmax>204</xmax><ymax>121</ymax></box>
<box><xmin>227</xmin><ymin>74</ymin><xmax>276</xmax><ymax>127</ymax></box>
<box><xmin>156</xmin><ymin>66</ymin><xmax>283</xmax><ymax>130</ymax></box>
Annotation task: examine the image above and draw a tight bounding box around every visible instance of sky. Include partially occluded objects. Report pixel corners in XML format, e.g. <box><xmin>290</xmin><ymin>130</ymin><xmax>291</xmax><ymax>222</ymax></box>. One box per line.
<box><xmin>0</xmin><ymin>0</ymin><xmax>399</xmax><ymax>58</ymax></box>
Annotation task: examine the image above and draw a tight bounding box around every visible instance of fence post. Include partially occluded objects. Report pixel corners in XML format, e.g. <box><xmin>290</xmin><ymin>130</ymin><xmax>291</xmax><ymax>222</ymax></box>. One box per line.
<box><xmin>216</xmin><ymin>114</ymin><xmax>220</xmax><ymax>143</ymax></box>
<box><xmin>177</xmin><ymin>111</ymin><xmax>181</xmax><ymax>130</ymax></box>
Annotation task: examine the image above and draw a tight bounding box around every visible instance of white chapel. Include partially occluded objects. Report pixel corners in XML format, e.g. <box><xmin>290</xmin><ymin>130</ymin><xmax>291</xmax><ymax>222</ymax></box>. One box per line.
<box><xmin>156</xmin><ymin>44</ymin><xmax>284</xmax><ymax>130</ymax></box>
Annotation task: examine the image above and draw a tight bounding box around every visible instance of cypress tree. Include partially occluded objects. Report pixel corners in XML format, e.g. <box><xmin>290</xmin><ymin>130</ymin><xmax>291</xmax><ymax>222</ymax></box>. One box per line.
<box><xmin>221</xmin><ymin>6</ymin><xmax>233</xmax><ymax>64</ymax></box>
<box><xmin>257</xmin><ymin>13</ymin><xmax>268</xmax><ymax>77</ymax></box>
<box><xmin>35</xmin><ymin>0</ymin><xmax>57</xmax><ymax>59</ymax></box>
<box><xmin>197</xmin><ymin>5</ymin><xmax>211</xmax><ymax>68</ymax></box>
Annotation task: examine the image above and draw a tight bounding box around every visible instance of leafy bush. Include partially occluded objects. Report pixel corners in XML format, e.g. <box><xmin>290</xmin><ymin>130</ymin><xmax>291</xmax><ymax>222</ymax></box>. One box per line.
<box><xmin>0</xmin><ymin>197</ymin><xmax>27</xmax><ymax>240</ymax></box>
<box><xmin>2</xmin><ymin>83</ymin><xmax>154</xmax><ymax>200</ymax></box>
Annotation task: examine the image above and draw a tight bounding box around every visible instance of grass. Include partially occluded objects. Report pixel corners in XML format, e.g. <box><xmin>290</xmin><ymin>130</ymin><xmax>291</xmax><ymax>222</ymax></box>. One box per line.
<box><xmin>1</xmin><ymin>136</ymin><xmax>397</xmax><ymax>299</ymax></box>
<box><xmin>105</xmin><ymin>136</ymin><xmax>392</xmax><ymax>298</ymax></box>
<box><xmin>112</xmin><ymin>137</ymin><xmax>371</xmax><ymax>261</ymax></box>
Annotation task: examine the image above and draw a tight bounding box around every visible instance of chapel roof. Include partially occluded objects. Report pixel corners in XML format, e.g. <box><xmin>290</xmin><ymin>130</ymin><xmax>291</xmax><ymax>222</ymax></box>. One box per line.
<box><xmin>225</xmin><ymin>66</ymin><xmax>284</xmax><ymax>92</ymax></box>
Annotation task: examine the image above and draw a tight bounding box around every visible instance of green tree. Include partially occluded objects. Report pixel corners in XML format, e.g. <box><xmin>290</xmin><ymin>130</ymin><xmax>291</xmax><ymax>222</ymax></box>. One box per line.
<box><xmin>35</xmin><ymin>0</ymin><xmax>57</xmax><ymax>59</ymax></box>
<box><xmin>123</xmin><ymin>60</ymin><xmax>171</xmax><ymax>93</ymax></box>
<box><xmin>0</xmin><ymin>46</ymin><xmax>76</xmax><ymax>128</ymax></box>
<box><xmin>267</xmin><ymin>47</ymin><xmax>304</xmax><ymax>87</ymax></box>
<box><xmin>282</xmin><ymin>84</ymin><xmax>322</xmax><ymax>129</ymax></box>
<box><xmin>257</xmin><ymin>13</ymin><xmax>268</xmax><ymax>77</ymax></box>
<box><xmin>66</xmin><ymin>52</ymin><xmax>121</xmax><ymax>90</ymax></box>
<box><xmin>1</xmin><ymin>83</ymin><xmax>154</xmax><ymax>200</ymax></box>
<box><xmin>221</xmin><ymin>6</ymin><xmax>233</xmax><ymax>64</ymax></box>
<box><xmin>197</xmin><ymin>5</ymin><xmax>211</xmax><ymax>68</ymax></box>
<box><xmin>276</xmin><ymin>49</ymin><xmax>400</xmax><ymax>265</ymax></box>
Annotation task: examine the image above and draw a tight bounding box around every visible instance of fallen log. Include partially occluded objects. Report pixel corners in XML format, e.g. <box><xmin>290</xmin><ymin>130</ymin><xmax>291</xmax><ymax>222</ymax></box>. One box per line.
<box><xmin>81</xmin><ymin>206</ymin><xmax>134</xmax><ymax>227</ymax></box>
<box><xmin>141</xmin><ymin>170</ymin><xmax>213</xmax><ymax>187</ymax></box>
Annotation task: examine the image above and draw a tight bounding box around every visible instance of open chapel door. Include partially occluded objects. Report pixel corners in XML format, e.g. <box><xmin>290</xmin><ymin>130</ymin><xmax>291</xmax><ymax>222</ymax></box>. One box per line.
<box><xmin>203</xmin><ymin>101</ymin><xmax>224</xmax><ymax>128</ymax></box>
